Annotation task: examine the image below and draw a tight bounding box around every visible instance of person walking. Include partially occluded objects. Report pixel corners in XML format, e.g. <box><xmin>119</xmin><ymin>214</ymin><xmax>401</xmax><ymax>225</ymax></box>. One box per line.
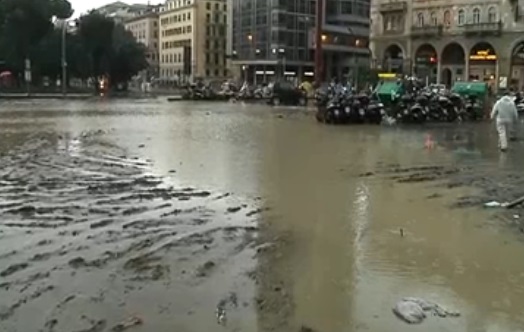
<box><xmin>491</xmin><ymin>92</ymin><xmax>519</xmax><ymax>152</ymax></box>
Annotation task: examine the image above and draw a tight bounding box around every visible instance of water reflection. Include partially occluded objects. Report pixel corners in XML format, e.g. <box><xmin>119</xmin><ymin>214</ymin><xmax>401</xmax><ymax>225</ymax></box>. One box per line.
<box><xmin>0</xmin><ymin>101</ymin><xmax>524</xmax><ymax>331</ymax></box>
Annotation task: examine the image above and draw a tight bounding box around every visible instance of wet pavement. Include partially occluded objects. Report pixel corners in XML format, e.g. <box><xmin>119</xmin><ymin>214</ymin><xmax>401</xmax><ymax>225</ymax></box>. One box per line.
<box><xmin>1</xmin><ymin>99</ymin><xmax>524</xmax><ymax>332</ymax></box>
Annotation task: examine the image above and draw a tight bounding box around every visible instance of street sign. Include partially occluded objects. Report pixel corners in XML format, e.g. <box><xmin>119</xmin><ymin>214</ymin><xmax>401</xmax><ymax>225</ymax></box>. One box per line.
<box><xmin>24</xmin><ymin>70</ymin><xmax>32</xmax><ymax>82</ymax></box>
<box><xmin>499</xmin><ymin>76</ymin><xmax>507</xmax><ymax>89</ymax></box>
<box><xmin>24</xmin><ymin>59</ymin><xmax>32</xmax><ymax>82</ymax></box>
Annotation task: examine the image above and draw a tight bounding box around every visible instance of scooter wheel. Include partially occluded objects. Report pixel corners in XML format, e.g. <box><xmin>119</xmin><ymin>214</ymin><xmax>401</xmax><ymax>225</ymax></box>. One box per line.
<box><xmin>325</xmin><ymin>110</ymin><xmax>335</xmax><ymax>124</ymax></box>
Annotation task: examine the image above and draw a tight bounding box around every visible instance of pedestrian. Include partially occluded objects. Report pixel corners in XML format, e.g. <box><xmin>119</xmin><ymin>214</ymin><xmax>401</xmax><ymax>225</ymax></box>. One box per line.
<box><xmin>491</xmin><ymin>91</ymin><xmax>519</xmax><ymax>152</ymax></box>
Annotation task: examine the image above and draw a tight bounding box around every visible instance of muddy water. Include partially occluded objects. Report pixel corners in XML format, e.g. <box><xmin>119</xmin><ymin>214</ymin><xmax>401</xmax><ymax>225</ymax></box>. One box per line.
<box><xmin>0</xmin><ymin>99</ymin><xmax>524</xmax><ymax>332</ymax></box>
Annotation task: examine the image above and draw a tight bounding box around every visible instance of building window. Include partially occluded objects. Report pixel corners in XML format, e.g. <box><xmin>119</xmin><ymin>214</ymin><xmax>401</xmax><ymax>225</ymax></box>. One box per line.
<box><xmin>430</xmin><ymin>11</ymin><xmax>437</xmax><ymax>25</ymax></box>
<box><xmin>214</xmin><ymin>69</ymin><xmax>219</xmax><ymax>76</ymax></box>
<box><xmin>215</xmin><ymin>3</ymin><xmax>219</xmax><ymax>10</ymax></box>
<box><xmin>416</xmin><ymin>12</ymin><xmax>424</xmax><ymax>27</ymax></box>
<box><xmin>488</xmin><ymin>7</ymin><xmax>497</xmax><ymax>22</ymax></box>
<box><xmin>457</xmin><ymin>9</ymin><xmax>465</xmax><ymax>25</ymax></box>
<box><xmin>188</xmin><ymin>12</ymin><xmax>191</xmax><ymax>20</ymax></box>
<box><xmin>206</xmin><ymin>3</ymin><xmax>210</xmax><ymax>10</ymax></box>
<box><xmin>206</xmin><ymin>69</ymin><xmax>210</xmax><ymax>77</ymax></box>
<box><xmin>472</xmin><ymin>8</ymin><xmax>480</xmax><ymax>24</ymax></box>
<box><xmin>206</xmin><ymin>13</ymin><xmax>210</xmax><ymax>22</ymax></box>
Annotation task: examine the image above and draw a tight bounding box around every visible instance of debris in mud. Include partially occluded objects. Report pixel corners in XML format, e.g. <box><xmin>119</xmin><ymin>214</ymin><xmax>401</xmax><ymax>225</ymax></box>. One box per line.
<box><xmin>90</xmin><ymin>219</ymin><xmax>114</xmax><ymax>229</ymax></box>
<box><xmin>122</xmin><ymin>206</ymin><xmax>149</xmax><ymax>216</ymax></box>
<box><xmin>392</xmin><ymin>298</ymin><xmax>460</xmax><ymax>324</ymax></box>
<box><xmin>359</xmin><ymin>172</ymin><xmax>374</xmax><ymax>178</ymax></box>
<box><xmin>1</xmin><ymin>262</ymin><xmax>29</xmax><ymax>277</ymax></box>
<box><xmin>78</xmin><ymin>319</ymin><xmax>107</xmax><ymax>332</ymax></box>
<box><xmin>196</xmin><ymin>260</ymin><xmax>216</xmax><ymax>277</ymax></box>
<box><xmin>111</xmin><ymin>316</ymin><xmax>143</xmax><ymax>331</ymax></box>
<box><xmin>216</xmin><ymin>292</ymin><xmax>238</xmax><ymax>325</ymax></box>
<box><xmin>0</xmin><ymin>135</ymin><xmax>262</xmax><ymax>330</ymax></box>
<box><xmin>227</xmin><ymin>206</ymin><xmax>242</xmax><ymax>213</ymax></box>
<box><xmin>246</xmin><ymin>207</ymin><xmax>270</xmax><ymax>217</ymax></box>
<box><xmin>484</xmin><ymin>201</ymin><xmax>507</xmax><ymax>208</ymax></box>
<box><xmin>68</xmin><ymin>257</ymin><xmax>88</xmax><ymax>268</ymax></box>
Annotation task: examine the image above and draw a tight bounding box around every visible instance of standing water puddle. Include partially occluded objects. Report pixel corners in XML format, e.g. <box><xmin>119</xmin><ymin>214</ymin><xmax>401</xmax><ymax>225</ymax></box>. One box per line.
<box><xmin>0</xmin><ymin>101</ymin><xmax>523</xmax><ymax>331</ymax></box>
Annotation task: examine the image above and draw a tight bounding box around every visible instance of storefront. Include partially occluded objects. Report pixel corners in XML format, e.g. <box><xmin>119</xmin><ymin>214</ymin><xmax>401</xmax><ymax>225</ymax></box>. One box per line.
<box><xmin>468</xmin><ymin>43</ymin><xmax>497</xmax><ymax>89</ymax></box>
<box><xmin>511</xmin><ymin>42</ymin><xmax>524</xmax><ymax>91</ymax></box>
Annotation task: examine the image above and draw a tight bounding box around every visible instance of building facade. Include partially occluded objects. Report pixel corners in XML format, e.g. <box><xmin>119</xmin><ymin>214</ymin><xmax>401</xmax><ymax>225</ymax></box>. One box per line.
<box><xmin>370</xmin><ymin>0</ymin><xmax>524</xmax><ymax>90</ymax></box>
<box><xmin>158</xmin><ymin>0</ymin><xmax>229</xmax><ymax>82</ymax></box>
<box><xmin>231</xmin><ymin>0</ymin><xmax>371</xmax><ymax>83</ymax></box>
<box><xmin>95</xmin><ymin>1</ymin><xmax>152</xmax><ymax>24</ymax></box>
<box><xmin>125</xmin><ymin>13</ymin><xmax>160</xmax><ymax>77</ymax></box>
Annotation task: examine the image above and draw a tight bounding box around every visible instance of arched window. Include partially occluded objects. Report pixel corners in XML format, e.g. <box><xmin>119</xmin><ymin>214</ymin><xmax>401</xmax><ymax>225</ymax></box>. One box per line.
<box><xmin>417</xmin><ymin>12</ymin><xmax>425</xmax><ymax>27</ymax></box>
<box><xmin>472</xmin><ymin>8</ymin><xmax>480</xmax><ymax>24</ymax></box>
<box><xmin>443</xmin><ymin>10</ymin><xmax>451</xmax><ymax>26</ymax></box>
<box><xmin>488</xmin><ymin>7</ymin><xmax>497</xmax><ymax>22</ymax></box>
<box><xmin>430</xmin><ymin>11</ymin><xmax>438</xmax><ymax>25</ymax></box>
<box><xmin>457</xmin><ymin>9</ymin><xmax>465</xmax><ymax>26</ymax></box>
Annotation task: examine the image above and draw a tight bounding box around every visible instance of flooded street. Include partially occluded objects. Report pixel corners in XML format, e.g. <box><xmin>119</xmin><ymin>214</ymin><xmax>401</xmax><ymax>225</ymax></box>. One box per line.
<box><xmin>1</xmin><ymin>99</ymin><xmax>524</xmax><ymax>332</ymax></box>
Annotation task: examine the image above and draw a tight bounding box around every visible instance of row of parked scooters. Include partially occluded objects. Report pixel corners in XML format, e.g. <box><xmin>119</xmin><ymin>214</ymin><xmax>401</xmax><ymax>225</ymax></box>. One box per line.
<box><xmin>180</xmin><ymin>81</ymin><xmax>307</xmax><ymax>106</ymax></box>
<box><xmin>315</xmin><ymin>84</ymin><xmax>485</xmax><ymax>125</ymax></box>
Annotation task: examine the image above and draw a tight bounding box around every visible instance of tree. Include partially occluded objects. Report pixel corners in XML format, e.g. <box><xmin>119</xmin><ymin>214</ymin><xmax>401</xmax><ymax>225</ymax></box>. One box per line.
<box><xmin>109</xmin><ymin>25</ymin><xmax>147</xmax><ymax>88</ymax></box>
<box><xmin>78</xmin><ymin>12</ymin><xmax>115</xmax><ymax>78</ymax></box>
<box><xmin>0</xmin><ymin>0</ymin><xmax>72</xmax><ymax>73</ymax></box>
<box><xmin>0</xmin><ymin>5</ymin><xmax>147</xmax><ymax>90</ymax></box>
<box><xmin>77</xmin><ymin>12</ymin><xmax>147</xmax><ymax>89</ymax></box>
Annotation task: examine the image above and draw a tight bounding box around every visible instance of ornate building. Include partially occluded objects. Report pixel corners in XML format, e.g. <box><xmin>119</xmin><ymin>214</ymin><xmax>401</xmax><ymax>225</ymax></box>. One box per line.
<box><xmin>370</xmin><ymin>0</ymin><xmax>524</xmax><ymax>90</ymax></box>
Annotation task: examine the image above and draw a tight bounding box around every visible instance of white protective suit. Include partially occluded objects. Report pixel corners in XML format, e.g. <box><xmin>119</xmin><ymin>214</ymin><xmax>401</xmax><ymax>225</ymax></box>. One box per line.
<box><xmin>490</xmin><ymin>95</ymin><xmax>519</xmax><ymax>150</ymax></box>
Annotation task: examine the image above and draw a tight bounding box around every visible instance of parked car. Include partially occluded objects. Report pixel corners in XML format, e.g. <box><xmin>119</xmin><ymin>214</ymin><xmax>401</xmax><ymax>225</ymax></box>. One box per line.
<box><xmin>267</xmin><ymin>81</ymin><xmax>307</xmax><ymax>106</ymax></box>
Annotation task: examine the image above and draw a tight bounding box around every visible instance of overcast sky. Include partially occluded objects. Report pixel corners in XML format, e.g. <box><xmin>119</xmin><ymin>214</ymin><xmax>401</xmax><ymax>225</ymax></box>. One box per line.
<box><xmin>69</xmin><ymin>0</ymin><xmax>163</xmax><ymax>17</ymax></box>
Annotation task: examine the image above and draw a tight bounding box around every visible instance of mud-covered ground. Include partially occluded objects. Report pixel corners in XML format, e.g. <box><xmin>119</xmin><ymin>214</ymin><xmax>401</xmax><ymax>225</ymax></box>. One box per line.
<box><xmin>0</xmin><ymin>130</ymin><xmax>282</xmax><ymax>332</ymax></box>
<box><xmin>361</xmin><ymin>154</ymin><xmax>524</xmax><ymax>235</ymax></box>
<box><xmin>2</xmin><ymin>100</ymin><xmax>524</xmax><ymax>332</ymax></box>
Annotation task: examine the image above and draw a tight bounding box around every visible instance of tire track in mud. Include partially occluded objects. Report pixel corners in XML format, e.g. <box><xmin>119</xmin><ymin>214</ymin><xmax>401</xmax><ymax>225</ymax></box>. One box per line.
<box><xmin>0</xmin><ymin>131</ymin><xmax>265</xmax><ymax>331</ymax></box>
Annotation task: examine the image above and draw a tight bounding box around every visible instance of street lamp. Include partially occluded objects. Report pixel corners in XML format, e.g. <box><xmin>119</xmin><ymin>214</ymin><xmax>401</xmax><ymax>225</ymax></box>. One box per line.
<box><xmin>272</xmin><ymin>48</ymin><xmax>286</xmax><ymax>79</ymax></box>
<box><xmin>57</xmin><ymin>18</ymin><xmax>77</xmax><ymax>97</ymax></box>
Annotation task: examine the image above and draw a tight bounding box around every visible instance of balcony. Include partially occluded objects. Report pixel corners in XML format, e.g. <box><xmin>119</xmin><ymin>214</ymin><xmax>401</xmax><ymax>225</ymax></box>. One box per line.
<box><xmin>379</xmin><ymin>1</ymin><xmax>407</xmax><ymax>13</ymax></box>
<box><xmin>463</xmin><ymin>21</ymin><xmax>502</xmax><ymax>36</ymax></box>
<box><xmin>411</xmin><ymin>25</ymin><xmax>443</xmax><ymax>38</ymax></box>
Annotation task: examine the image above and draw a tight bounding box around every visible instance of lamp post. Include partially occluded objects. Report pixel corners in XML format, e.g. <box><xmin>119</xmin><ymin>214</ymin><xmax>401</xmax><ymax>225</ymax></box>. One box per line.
<box><xmin>61</xmin><ymin>20</ymin><xmax>67</xmax><ymax>96</ymax></box>
<box><xmin>315</xmin><ymin>0</ymin><xmax>324</xmax><ymax>86</ymax></box>
<box><xmin>272</xmin><ymin>48</ymin><xmax>286</xmax><ymax>79</ymax></box>
<box><xmin>59</xmin><ymin>19</ymin><xmax>77</xmax><ymax>97</ymax></box>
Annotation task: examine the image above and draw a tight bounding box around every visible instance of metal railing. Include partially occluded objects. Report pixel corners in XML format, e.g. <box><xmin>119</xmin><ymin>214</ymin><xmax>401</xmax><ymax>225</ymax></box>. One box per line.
<box><xmin>411</xmin><ymin>25</ymin><xmax>443</xmax><ymax>37</ymax></box>
<box><xmin>463</xmin><ymin>21</ymin><xmax>502</xmax><ymax>32</ymax></box>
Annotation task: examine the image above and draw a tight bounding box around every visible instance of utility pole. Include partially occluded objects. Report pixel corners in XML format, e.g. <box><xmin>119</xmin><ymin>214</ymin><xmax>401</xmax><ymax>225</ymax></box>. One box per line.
<box><xmin>61</xmin><ymin>20</ymin><xmax>67</xmax><ymax>97</ymax></box>
<box><xmin>314</xmin><ymin>0</ymin><xmax>324</xmax><ymax>86</ymax></box>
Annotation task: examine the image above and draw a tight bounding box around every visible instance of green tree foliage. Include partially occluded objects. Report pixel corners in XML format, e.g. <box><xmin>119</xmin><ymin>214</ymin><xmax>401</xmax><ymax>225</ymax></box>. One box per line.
<box><xmin>0</xmin><ymin>0</ymin><xmax>72</xmax><ymax>70</ymax></box>
<box><xmin>78</xmin><ymin>11</ymin><xmax>115</xmax><ymax>77</ymax></box>
<box><xmin>77</xmin><ymin>12</ymin><xmax>147</xmax><ymax>88</ymax></box>
<box><xmin>0</xmin><ymin>3</ymin><xmax>147</xmax><ymax>89</ymax></box>
<box><xmin>109</xmin><ymin>24</ymin><xmax>148</xmax><ymax>87</ymax></box>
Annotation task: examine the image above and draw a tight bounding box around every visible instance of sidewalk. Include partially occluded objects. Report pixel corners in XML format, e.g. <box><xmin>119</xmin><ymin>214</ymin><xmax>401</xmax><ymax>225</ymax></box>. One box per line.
<box><xmin>0</xmin><ymin>93</ymin><xmax>94</xmax><ymax>100</ymax></box>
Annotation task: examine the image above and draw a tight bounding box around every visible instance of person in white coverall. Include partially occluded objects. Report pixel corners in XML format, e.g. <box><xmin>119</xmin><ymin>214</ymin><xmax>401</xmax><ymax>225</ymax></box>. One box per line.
<box><xmin>490</xmin><ymin>93</ymin><xmax>519</xmax><ymax>151</ymax></box>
